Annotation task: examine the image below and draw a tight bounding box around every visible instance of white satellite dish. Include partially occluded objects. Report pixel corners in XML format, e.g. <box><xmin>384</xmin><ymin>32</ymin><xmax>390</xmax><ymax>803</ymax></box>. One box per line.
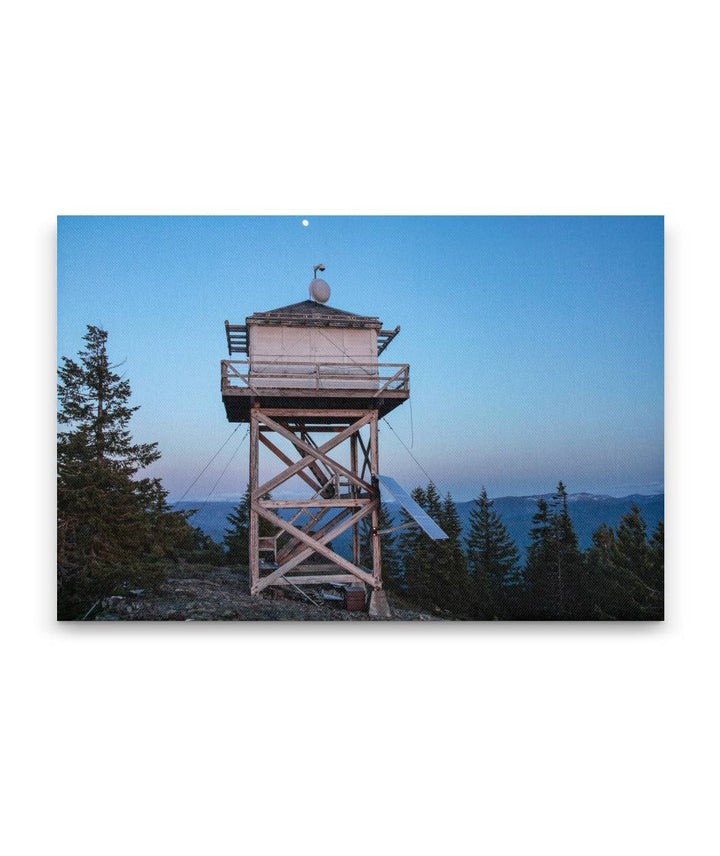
<box><xmin>309</xmin><ymin>277</ymin><xmax>331</xmax><ymax>303</ymax></box>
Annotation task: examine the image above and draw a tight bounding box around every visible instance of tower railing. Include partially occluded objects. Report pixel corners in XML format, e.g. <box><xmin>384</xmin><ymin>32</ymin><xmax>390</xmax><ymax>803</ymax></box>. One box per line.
<box><xmin>221</xmin><ymin>359</ymin><xmax>409</xmax><ymax>395</ymax></box>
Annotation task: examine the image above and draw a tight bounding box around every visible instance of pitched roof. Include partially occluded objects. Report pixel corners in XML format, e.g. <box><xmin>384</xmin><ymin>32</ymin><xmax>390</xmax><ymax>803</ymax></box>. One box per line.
<box><xmin>247</xmin><ymin>300</ymin><xmax>381</xmax><ymax>329</ymax></box>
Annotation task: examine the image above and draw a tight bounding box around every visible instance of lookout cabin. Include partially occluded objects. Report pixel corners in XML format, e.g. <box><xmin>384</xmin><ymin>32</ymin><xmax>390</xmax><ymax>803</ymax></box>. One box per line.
<box><xmin>221</xmin><ymin>299</ymin><xmax>409</xmax><ymax>421</ymax></box>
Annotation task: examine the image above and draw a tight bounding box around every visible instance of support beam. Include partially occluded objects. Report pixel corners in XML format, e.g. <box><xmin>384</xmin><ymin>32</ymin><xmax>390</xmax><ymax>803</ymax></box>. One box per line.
<box><xmin>357</xmin><ymin>430</ymin><xmax>372</xmax><ymax>483</ymax></box>
<box><xmin>275</xmin><ymin>506</ymin><xmax>352</xmax><ymax>564</ymax></box>
<box><xmin>245</xmin><ymin>407</ymin><xmax>385</xmax><ymax>600</ymax></box>
<box><xmin>272</xmin><ymin>505</ymin><xmax>355</xmax><ymax>569</ymax></box>
<box><xmin>258</xmin><ymin>431</ymin><xmax>324</xmax><ymax>493</ymax></box>
<box><xmin>249</xmin><ymin>409</ymin><xmax>260</xmax><ymax>592</ymax></box>
<box><xmin>257</xmin><ymin>412</ymin><xmax>374</xmax><ymax>496</ymax></box>
<box><xmin>254</xmin><ymin>412</ymin><xmax>372</xmax><ymax>499</ymax></box>
<box><xmin>370</xmin><ymin>412</ymin><xmax>382</xmax><ymax>587</ymax></box>
<box><xmin>288</xmin><ymin>426</ymin><xmax>333</xmax><ymax>491</ymax></box>
<box><xmin>257</xmin><ymin>409</ymin><xmax>370</xmax><ymax>418</ymax></box>
<box><xmin>351</xmin><ymin>432</ymin><xmax>360</xmax><ymax>566</ymax></box>
<box><xmin>275</xmin><ymin>575</ymin><xmax>362</xmax><ymax>586</ymax></box>
<box><xmin>254</xmin><ymin>504</ymin><xmax>377</xmax><ymax>591</ymax></box>
<box><xmin>263</xmin><ymin>498</ymin><xmax>371</xmax><ymax>508</ymax></box>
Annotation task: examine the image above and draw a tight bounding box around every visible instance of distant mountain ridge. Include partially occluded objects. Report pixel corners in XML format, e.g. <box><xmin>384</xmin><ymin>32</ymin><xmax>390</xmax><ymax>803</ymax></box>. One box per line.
<box><xmin>174</xmin><ymin>492</ymin><xmax>664</xmax><ymax>562</ymax></box>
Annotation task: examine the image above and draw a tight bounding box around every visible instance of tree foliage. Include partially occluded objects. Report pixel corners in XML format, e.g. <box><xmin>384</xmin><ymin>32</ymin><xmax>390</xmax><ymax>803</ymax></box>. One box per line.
<box><xmin>466</xmin><ymin>488</ymin><xmax>520</xmax><ymax>619</ymax></box>
<box><xmin>223</xmin><ymin>485</ymin><xmax>278</xmax><ymax>566</ymax></box>
<box><xmin>57</xmin><ymin>326</ymin><xmax>199</xmax><ymax>618</ymax></box>
<box><xmin>437</xmin><ymin>492</ymin><xmax>471</xmax><ymax>615</ymax></box>
<box><xmin>397</xmin><ymin>484</ymin><xmax>472</xmax><ymax>616</ymax></box>
<box><xmin>398</xmin><ymin>486</ymin><xmax>433</xmax><ymax>608</ymax></box>
<box><xmin>525</xmin><ymin>497</ymin><xmax>557</xmax><ymax>617</ymax></box>
<box><xmin>524</xmin><ymin>483</ymin><xmax>585</xmax><ymax>619</ymax></box>
<box><xmin>583</xmin><ymin>506</ymin><xmax>663</xmax><ymax>619</ymax></box>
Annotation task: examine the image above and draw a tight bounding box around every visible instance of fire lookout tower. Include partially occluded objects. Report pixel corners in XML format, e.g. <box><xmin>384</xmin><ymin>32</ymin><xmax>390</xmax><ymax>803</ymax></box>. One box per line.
<box><xmin>221</xmin><ymin>267</ymin><xmax>424</xmax><ymax>612</ymax></box>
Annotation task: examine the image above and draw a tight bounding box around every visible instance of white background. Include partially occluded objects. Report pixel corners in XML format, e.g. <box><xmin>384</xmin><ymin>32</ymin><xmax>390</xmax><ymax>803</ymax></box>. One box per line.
<box><xmin>3</xmin><ymin>2</ymin><xmax>718</xmax><ymax>855</ymax></box>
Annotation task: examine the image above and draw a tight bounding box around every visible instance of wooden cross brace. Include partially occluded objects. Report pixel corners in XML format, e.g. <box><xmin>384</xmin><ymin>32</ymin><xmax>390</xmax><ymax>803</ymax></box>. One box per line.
<box><xmin>248</xmin><ymin>408</ymin><xmax>382</xmax><ymax>596</ymax></box>
<box><xmin>252</xmin><ymin>412</ymin><xmax>374</xmax><ymax>500</ymax></box>
<box><xmin>253</xmin><ymin>502</ymin><xmax>377</xmax><ymax>593</ymax></box>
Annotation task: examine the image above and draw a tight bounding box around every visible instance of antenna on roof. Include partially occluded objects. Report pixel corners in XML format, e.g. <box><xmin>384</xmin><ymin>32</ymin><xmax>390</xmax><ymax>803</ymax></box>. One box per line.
<box><xmin>309</xmin><ymin>264</ymin><xmax>331</xmax><ymax>303</ymax></box>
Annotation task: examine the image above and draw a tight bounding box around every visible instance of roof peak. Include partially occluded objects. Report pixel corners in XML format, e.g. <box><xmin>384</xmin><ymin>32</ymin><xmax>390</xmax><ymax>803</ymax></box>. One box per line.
<box><xmin>247</xmin><ymin>300</ymin><xmax>380</xmax><ymax>327</ymax></box>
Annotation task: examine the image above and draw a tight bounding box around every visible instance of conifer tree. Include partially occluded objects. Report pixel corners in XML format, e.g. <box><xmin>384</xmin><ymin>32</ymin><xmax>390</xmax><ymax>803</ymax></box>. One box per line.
<box><xmin>550</xmin><ymin>481</ymin><xmax>585</xmax><ymax>618</ymax></box>
<box><xmin>466</xmin><ymin>487</ymin><xmax>520</xmax><ymax>619</ymax></box>
<box><xmin>224</xmin><ymin>485</ymin><xmax>251</xmax><ymax>564</ymax></box>
<box><xmin>398</xmin><ymin>486</ymin><xmax>433</xmax><ymax>608</ymax></box>
<box><xmin>612</xmin><ymin>506</ymin><xmax>662</xmax><ymax>619</ymax></box>
<box><xmin>424</xmin><ymin>482</ymin><xmax>443</xmax><ymax>531</ymax></box>
<box><xmin>648</xmin><ymin>520</ymin><xmax>664</xmax><ymax>595</ymax></box>
<box><xmin>525</xmin><ymin>496</ymin><xmax>557</xmax><ymax>618</ymax></box>
<box><xmin>615</xmin><ymin>505</ymin><xmax>651</xmax><ymax>583</ymax></box>
<box><xmin>585</xmin><ymin>517</ymin><xmax>661</xmax><ymax>620</ymax></box>
<box><xmin>223</xmin><ymin>485</ymin><xmax>277</xmax><ymax>565</ymax></box>
<box><xmin>57</xmin><ymin>325</ymin><xmax>196</xmax><ymax>616</ymax></box>
<box><xmin>437</xmin><ymin>492</ymin><xmax>471</xmax><ymax>616</ymax></box>
<box><xmin>423</xmin><ymin>482</ymin><xmax>450</xmax><ymax>611</ymax></box>
<box><xmin>397</xmin><ymin>483</ymin><xmax>466</xmax><ymax>615</ymax></box>
<box><xmin>136</xmin><ymin>476</ymin><xmax>204</xmax><ymax>560</ymax></box>
<box><xmin>585</xmin><ymin>523</ymin><xmax>622</xmax><ymax>618</ymax></box>
<box><xmin>58</xmin><ymin>325</ymin><xmax>164</xmax><ymax>567</ymax></box>
<box><xmin>57</xmin><ymin>326</ymin><xmax>196</xmax><ymax>563</ymax></box>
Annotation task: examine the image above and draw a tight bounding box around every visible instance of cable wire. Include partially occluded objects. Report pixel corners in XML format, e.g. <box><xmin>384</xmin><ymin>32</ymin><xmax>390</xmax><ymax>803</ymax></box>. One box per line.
<box><xmin>382</xmin><ymin>417</ymin><xmax>438</xmax><ymax>487</ymax></box>
<box><xmin>191</xmin><ymin>428</ymin><xmax>250</xmax><ymax>519</ymax></box>
<box><xmin>176</xmin><ymin>425</ymin><xmax>241</xmax><ymax>503</ymax></box>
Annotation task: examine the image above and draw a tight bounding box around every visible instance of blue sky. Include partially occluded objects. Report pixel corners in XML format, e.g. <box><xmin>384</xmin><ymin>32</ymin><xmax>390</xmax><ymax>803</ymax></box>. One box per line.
<box><xmin>57</xmin><ymin>216</ymin><xmax>664</xmax><ymax>502</ymax></box>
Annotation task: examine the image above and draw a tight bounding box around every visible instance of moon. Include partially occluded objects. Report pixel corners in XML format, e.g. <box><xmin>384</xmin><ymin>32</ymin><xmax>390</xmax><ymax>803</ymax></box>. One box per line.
<box><xmin>302</xmin><ymin>219</ymin><xmax>309</xmax><ymax>227</ymax></box>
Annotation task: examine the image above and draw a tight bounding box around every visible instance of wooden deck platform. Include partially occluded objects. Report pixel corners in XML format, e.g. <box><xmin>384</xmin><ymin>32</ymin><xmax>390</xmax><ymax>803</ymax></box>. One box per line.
<box><xmin>220</xmin><ymin>360</ymin><xmax>410</xmax><ymax>422</ymax></box>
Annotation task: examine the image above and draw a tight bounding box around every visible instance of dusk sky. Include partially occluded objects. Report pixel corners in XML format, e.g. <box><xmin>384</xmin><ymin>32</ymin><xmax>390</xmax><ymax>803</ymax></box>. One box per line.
<box><xmin>57</xmin><ymin>216</ymin><xmax>664</xmax><ymax>502</ymax></box>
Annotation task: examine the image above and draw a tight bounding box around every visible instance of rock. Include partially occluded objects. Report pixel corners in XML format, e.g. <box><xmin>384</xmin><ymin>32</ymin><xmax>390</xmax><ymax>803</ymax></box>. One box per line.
<box><xmin>368</xmin><ymin>589</ymin><xmax>392</xmax><ymax>619</ymax></box>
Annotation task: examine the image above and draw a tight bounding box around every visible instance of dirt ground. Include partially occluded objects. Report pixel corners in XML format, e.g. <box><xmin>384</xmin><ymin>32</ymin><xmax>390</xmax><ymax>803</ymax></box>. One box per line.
<box><xmin>93</xmin><ymin>565</ymin><xmax>438</xmax><ymax>621</ymax></box>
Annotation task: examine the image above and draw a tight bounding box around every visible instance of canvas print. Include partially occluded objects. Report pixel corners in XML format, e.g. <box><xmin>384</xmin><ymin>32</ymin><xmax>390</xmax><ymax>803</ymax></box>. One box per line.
<box><xmin>57</xmin><ymin>216</ymin><xmax>664</xmax><ymax>621</ymax></box>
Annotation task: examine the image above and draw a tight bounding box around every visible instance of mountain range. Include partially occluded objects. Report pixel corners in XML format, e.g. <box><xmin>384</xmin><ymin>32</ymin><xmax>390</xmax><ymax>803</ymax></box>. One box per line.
<box><xmin>174</xmin><ymin>492</ymin><xmax>664</xmax><ymax>562</ymax></box>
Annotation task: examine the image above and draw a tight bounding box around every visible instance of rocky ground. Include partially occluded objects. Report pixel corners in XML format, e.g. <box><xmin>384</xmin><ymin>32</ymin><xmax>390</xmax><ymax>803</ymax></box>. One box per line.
<box><xmin>93</xmin><ymin>565</ymin><xmax>439</xmax><ymax>621</ymax></box>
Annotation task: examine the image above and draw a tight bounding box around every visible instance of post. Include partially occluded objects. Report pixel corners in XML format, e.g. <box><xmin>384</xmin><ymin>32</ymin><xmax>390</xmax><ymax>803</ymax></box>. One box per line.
<box><xmin>370</xmin><ymin>410</ymin><xmax>382</xmax><ymax>589</ymax></box>
<box><xmin>351</xmin><ymin>432</ymin><xmax>360</xmax><ymax>566</ymax></box>
<box><xmin>249</xmin><ymin>407</ymin><xmax>260</xmax><ymax>594</ymax></box>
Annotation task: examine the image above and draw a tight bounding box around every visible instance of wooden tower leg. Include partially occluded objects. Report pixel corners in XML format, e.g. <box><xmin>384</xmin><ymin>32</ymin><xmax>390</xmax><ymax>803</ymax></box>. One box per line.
<box><xmin>246</xmin><ymin>408</ymin><xmax>390</xmax><ymax>615</ymax></box>
<box><xmin>370</xmin><ymin>410</ymin><xmax>382</xmax><ymax>589</ymax></box>
<box><xmin>368</xmin><ymin>409</ymin><xmax>392</xmax><ymax>618</ymax></box>
<box><xmin>350</xmin><ymin>432</ymin><xmax>360</xmax><ymax>566</ymax></box>
<box><xmin>249</xmin><ymin>408</ymin><xmax>260</xmax><ymax>594</ymax></box>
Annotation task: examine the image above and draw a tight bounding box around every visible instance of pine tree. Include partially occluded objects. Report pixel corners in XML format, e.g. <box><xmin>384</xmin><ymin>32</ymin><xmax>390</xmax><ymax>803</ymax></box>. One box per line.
<box><xmin>437</xmin><ymin>492</ymin><xmax>471</xmax><ymax>616</ymax></box>
<box><xmin>648</xmin><ymin>520</ymin><xmax>664</xmax><ymax>595</ymax></box>
<box><xmin>613</xmin><ymin>506</ymin><xmax>662</xmax><ymax>619</ymax></box>
<box><xmin>223</xmin><ymin>485</ymin><xmax>277</xmax><ymax>565</ymax></box>
<box><xmin>525</xmin><ymin>497</ymin><xmax>557</xmax><ymax>618</ymax></box>
<box><xmin>615</xmin><ymin>505</ymin><xmax>651</xmax><ymax>583</ymax></box>
<box><xmin>57</xmin><ymin>325</ymin><xmax>196</xmax><ymax>616</ymax></box>
<box><xmin>585</xmin><ymin>517</ymin><xmax>661</xmax><ymax>620</ymax></box>
<box><xmin>396</xmin><ymin>483</ymin><xmax>466</xmax><ymax>616</ymax></box>
<box><xmin>224</xmin><ymin>486</ymin><xmax>251</xmax><ymax>564</ymax></box>
<box><xmin>585</xmin><ymin>523</ymin><xmax>622</xmax><ymax>619</ymax></box>
<box><xmin>423</xmin><ymin>482</ymin><xmax>449</xmax><ymax>611</ymax></box>
<box><xmin>398</xmin><ymin>486</ymin><xmax>433</xmax><ymax>608</ymax></box>
<box><xmin>466</xmin><ymin>488</ymin><xmax>520</xmax><ymax>619</ymax></box>
<box><xmin>550</xmin><ymin>481</ymin><xmax>585</xmax><ymax>618</ymax></box>
<box><xmin>133</xmin><ymin>476</ymin><xmax>201</xmax><ymax>560</ymax></box>
<box><xmin>58</xmin><ymin>326</ymin><xmax>163</xmax><ymax>567</ymax></box>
